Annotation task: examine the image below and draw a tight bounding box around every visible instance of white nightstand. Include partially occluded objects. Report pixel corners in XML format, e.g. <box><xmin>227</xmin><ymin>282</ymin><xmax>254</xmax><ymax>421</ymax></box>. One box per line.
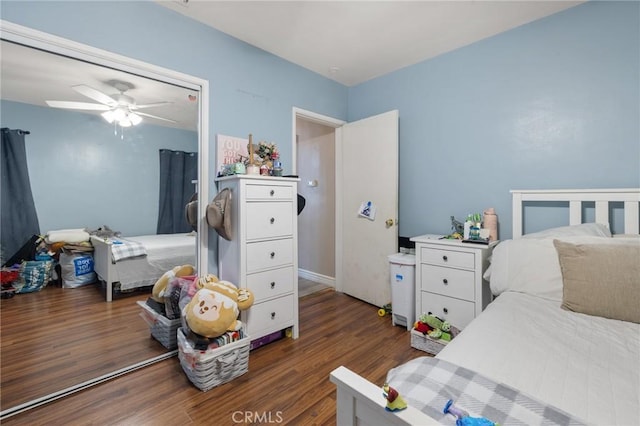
<box><xmin>410</xmin><ymin>236</ymin><xmax>496</xmax><ymax>330</ymax></box>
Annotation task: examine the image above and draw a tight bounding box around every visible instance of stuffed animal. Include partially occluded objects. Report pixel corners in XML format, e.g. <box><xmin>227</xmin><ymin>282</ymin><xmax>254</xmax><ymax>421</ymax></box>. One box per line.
<box><xmin>184</xmin><ymin>280</ymin><xmax>254</xmax><ymax>338</ymax></box>
<box><xmin>151</xmin><ymin>264</ymin><xmax>196</xmax><ymax>303</ymax></box>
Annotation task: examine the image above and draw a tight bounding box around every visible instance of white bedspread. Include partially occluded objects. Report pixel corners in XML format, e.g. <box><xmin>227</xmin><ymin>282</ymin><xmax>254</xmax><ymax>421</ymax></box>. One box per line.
<box><xmin>436</xmin><ymin>292</ymin><xmax>640</xmax><ymax>425</ymax></box>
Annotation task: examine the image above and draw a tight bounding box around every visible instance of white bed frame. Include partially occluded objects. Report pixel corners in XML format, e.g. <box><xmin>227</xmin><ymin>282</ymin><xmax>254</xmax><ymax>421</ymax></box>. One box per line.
<box><xmin>91</xmin><ymin>236</ymin><xmax>150</xmax><ymax>302</ymax></box>
<box><xmin>329</xmin><ymin>188</ymin><xmax>640</xmax><ymax>426</ymax></box>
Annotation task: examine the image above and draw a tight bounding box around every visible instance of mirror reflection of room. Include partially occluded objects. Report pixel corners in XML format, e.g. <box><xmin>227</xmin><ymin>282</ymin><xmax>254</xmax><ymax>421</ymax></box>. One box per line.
<box><xmin>0</xmin><ymin>40</ymin><xmax>199</xmax><ymax>411</ymax></box>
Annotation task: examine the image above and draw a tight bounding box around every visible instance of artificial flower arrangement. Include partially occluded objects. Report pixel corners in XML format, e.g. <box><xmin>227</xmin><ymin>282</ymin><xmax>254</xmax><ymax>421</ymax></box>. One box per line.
<box><xmin>256</xmin><ymin>141</ymin><xmax>279</xmax><ymax>164</ymax></box>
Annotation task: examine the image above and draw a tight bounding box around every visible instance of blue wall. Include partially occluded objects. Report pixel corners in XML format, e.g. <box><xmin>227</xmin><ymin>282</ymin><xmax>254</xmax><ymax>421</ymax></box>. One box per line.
<box><xmin>1</xmin><ymin>100</ymin><xmax>197</xmax><ymax>235</ymax></box>
<box><xmin>348</xmin><ymin>1</ymin><xmax>639</xmax><ymax>238</ymax></box>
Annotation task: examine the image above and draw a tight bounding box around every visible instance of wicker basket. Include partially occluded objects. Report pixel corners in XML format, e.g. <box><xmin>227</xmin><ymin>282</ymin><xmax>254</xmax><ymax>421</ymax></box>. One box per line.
<box><xmin>137</xmin><ymin>301</ymin><xmax>181</xmax><ymax>349</ymax></box>
<box><xmin>177</xmin><ymin>327</ymin><xmax>250</xmax><ymax>392</ymax></box>
<box><xmin>410</xmin><ymin>329</ymin><xmax>449</xmax><ymax>355</ymax></box>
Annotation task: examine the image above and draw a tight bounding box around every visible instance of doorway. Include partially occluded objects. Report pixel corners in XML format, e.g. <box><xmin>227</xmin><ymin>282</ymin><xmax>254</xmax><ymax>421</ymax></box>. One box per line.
<box><xmin>292</xmin><ymin>108</ymin><xmax>344</xmax><ymax>295</ymax></box>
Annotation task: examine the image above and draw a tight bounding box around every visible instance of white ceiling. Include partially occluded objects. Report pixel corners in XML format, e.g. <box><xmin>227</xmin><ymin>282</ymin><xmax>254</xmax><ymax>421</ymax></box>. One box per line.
<box><xmin>156</xmin><ymin>0</ymin><xmax>584</xmax><ymax>86</ymax></box>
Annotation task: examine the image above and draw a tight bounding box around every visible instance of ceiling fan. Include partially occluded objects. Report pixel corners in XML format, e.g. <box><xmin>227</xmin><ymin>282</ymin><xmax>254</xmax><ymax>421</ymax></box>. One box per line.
<box><xmin>46</xmin><ymin>80</ymin><xmax>176</xmax><ymax>127</ymax></box>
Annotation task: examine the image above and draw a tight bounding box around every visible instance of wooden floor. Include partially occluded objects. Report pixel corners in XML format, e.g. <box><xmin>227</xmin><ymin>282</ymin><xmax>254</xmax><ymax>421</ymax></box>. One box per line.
<box><xmin>2</xmin><ymin>288</ymin><xmax>426</xmax><ymax>425</ymax></box>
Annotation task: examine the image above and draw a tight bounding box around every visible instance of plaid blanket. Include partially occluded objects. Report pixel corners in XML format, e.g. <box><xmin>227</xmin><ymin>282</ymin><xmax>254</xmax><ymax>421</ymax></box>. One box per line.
<box><xmin>387</xmin><ymin>357</ymin><xmax>585</xmax><ymax>426</ymax></box>
<box><xmin>110</xmin><ymin>239</ymin><xmax>147</xmax><ymax>262</ymax></box>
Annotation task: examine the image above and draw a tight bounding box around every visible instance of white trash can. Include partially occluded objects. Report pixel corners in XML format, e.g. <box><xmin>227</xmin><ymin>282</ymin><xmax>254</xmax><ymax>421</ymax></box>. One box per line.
<box><xmin>388</xmin><ymin>253</ymin><xmax>416</xmax><ymax>331</ymax></box>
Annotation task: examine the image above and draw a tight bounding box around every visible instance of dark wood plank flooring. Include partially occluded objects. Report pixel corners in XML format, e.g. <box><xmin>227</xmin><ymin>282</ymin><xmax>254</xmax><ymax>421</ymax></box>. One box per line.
<box><xmin>2</xmin><ymin>289</ymin><xmax>427</xmax><ymax>425</ymax></box>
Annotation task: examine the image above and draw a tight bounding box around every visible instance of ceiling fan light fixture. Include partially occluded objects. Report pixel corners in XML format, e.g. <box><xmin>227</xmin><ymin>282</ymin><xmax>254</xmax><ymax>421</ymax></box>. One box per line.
<box><xmin>119</xmin><ymin>118</ymin><xmax>132</xmax><ymax>128</ymax></box>
<box><xmin>101</xmin><ymin>110</ymin><xmax>115</xmax><ymax>123</ymax></box>
<box><xmin>112</xmin><ymin>107</ymin><xmax>127</xmax><ymax>122</ymax></box>
<box><xmin>128</xmin><ymin>112</ymin><xmax>142</xmax><ymax>126</ymax></box>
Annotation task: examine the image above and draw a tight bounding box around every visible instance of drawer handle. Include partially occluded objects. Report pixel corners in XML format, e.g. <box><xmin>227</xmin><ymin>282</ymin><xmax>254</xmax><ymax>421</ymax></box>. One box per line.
<box><xmin>443</xmin><ymin>307</ymin><xmax>449</xmax><ymax>314</ymax></box>
<box><xmin>271</xmin><ymin>312</ymin><xmax>276</xmax><ymax>319</ymax></box>
<box><xmin>270</xmin><ymin>252</ymin><xmax>275</xmax><ymax>259</ymax></box>
<box><xmin>270</xmin><ymin>217</ymin><xmax>275</xmax><ymax>224</ymax></box>
<box><xmin>442</xmin><ymin>278</ymin><xmax>448</xmax><ymax>285</ymax></box>
<box><xmin>442</xmin><ymin>255</ymin><xmax>448</xmax><ymax>262</ymax></box>
<box><xmin>270</xmin><ymin>281</ymin><xmax>276</xmax><ymax>289</ymax></box>
<box><xmin>270</xmin><ymin>190</ymin><xmax>275</xmax><ymax>196</ymax></box>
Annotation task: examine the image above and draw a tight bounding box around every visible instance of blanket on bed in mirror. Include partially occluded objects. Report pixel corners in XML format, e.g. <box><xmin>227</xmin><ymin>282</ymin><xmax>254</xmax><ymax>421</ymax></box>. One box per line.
<box><xmin>387</xmin><ymin>357</ymin><xmax>585</xmax><ymax>426</ymax></box>
<box><xmin>110</xmin><ymin>238</ymin><xmax>147</xmax><ymax>262</ymax></box>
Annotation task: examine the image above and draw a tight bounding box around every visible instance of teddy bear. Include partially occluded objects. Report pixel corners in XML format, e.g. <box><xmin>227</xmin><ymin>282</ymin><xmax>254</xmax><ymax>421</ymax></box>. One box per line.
<box><xmin>151</xmin><ymin>264</ymin><xmax>196</xmax><ymax>303</ymax></box>
<box><xmin>184</xmin><ymin>278</ymin><xmax>254</xmax><ymax>338</ymax></box>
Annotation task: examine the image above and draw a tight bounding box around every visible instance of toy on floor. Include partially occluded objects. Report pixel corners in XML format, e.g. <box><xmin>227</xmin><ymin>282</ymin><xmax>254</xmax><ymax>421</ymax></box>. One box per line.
<box><xmin>443</xmin><ymin>399</ymin><xmax>498</xmax><ymax>426</ymax></box>
<box><xmin>413</xmin><ymin>313</ymin><xmax>460</xmax><ymax>341</ymax></box>
<box><xmin>378</xmin><ymin>303</ymin><xmax>392</xmax><ymax>317</ymax></box>
<box><xmin>382</xmin><ymin>383</ymin><xmax>407</xmax><ymax>412</ymax></box>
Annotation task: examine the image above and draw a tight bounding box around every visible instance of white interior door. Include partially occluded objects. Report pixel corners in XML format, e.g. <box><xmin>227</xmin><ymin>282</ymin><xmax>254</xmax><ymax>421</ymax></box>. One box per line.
<box><xmin>336</xmin><ymin>110</ymin><xmax>399</xmax><ymax>307</ymax></box>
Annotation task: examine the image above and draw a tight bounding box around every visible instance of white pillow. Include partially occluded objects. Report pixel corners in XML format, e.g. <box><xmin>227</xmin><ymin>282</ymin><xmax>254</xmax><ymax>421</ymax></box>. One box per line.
<box><xmin>521</xmin><ymin>222</ymin><xmax>611</xmax><ymax>239</ymax></box>
<box><xmin>489</xmin><ymin>235</ymin><xmax>625</xmax><ymax>301</ymax></box>
<box><xmin>483</xmin><ymin>223</ymin><xmax>613</xmax><ymax>282</ymax></box>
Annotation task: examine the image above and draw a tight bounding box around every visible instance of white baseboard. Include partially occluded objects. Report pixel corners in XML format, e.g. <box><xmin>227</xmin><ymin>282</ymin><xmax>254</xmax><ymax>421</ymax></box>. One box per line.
<box><xmin>298</xmin><ymin>269</ymin><xmax>335</xmax><ymax>287</ymax></box>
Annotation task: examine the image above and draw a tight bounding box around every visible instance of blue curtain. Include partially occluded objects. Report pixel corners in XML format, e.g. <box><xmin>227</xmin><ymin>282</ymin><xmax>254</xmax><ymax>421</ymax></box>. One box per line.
<box><xmin>156</xmin><ymin>149</ymin><xmax>198</xmax><ymax>234</ymax></box>
<box><xmin>1</xmin><ymin>128</ymin><xmax>40</xmax><ymax>263</ymax></box>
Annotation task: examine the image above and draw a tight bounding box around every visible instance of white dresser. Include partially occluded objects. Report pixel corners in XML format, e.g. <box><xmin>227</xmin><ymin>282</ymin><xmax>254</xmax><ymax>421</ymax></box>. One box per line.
<box><xmin>216</xmin><ymin>175</ymin><xmax>300</xmax><ymax>343</ymax></box>
<box><xmin>410</xmin><ymin>236</ymin><xmax>495</xmax><ymax>330</ymax></box>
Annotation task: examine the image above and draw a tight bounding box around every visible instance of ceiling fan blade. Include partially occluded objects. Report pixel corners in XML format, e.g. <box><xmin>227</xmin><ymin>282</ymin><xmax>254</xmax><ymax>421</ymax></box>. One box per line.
<box><xmin>45</xmin><ymin>100</ymin><xmax>111</xmax><ymax>111</ymax></box>
<box><xmin>132</xmin><ymin>101</ymin><xmax>173</xmax><ymax>110</ymax></box>
<box><xmin>136</xmin><ymin>111</ymin><xmax>177</xmax><ymax>123</ymax></box>
<box><xmin>72</xmin><ymin>84</ymin><xmax>117</xmax><ymax>106</ymax></box>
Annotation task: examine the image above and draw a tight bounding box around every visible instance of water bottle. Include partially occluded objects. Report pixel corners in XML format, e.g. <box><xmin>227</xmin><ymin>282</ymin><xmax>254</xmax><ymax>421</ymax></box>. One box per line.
<box><xmin>463</xmin><ymin>214</ymin><xmax>472</xmax><ymax>240</ymax></box>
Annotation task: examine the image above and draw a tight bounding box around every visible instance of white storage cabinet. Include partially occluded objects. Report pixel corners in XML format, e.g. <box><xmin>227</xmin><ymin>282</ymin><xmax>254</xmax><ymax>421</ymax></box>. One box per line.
<box><xmin>216</xmin><ymin>175</ymin><xmax>300</xmax><ymax>343</ymax></box>
<box><xmin>410</xmin><ymin>237</ymin><xmax>494</xmax><ymax>330</ymax></box>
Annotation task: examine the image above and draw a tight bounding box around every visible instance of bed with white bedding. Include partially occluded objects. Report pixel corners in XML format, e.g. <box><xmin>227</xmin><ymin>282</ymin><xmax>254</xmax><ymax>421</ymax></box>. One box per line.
<box><xmin>91</xmin><ymin>232</ymin><xmax>196</xmax><ymax>302</ymax></box>
<box><xmin>330</xmin><ymin>188</ymin><xmax>640</xmax><ymax>426</ymax></box>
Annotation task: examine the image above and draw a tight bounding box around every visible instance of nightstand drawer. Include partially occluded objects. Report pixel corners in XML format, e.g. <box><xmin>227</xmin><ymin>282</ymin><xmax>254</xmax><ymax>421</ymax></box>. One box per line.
<box><xmin>246</xmin><ymin>238</ymin><xmax>294</xmax><ymax>272</ymax></box>
<box><xmin>245</xmin><ymin>294</ymin><xmax>294</xmax><ymax>337</ymax></box>
<box><xmin>420</xmin><ymin>264</ymin><xmax>475</xmax><ymax>302</ymax></box>
<box><xmin>246</xmin><ymin>266</ymin><xmax>294</xmax><ymax>301</ymax></box>
<box><xmin>420</xmin><ymin>292</ymin><xmax>475</xmax><ymax>329</ymax></box>
<box><xmin>246</xmin><ymin>183</ymin><xmax>293</xmax><ymax>200</ymax></box>
<box><xmin>420</xmin><ymin>247</ymin><xmax>474</xmax><ymax>269</ymax></box>
<box><xmin>246</xmin><ymin>202</ymin><xmax>294</xmax><ymax>240</ymax></box>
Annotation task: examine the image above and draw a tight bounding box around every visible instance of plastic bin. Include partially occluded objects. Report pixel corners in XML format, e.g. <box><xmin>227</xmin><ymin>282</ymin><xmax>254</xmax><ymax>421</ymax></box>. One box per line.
<box><xmin>388</xmin><ymin>253</ymin><xmax>416</xmax><ymax>330</ymax></box>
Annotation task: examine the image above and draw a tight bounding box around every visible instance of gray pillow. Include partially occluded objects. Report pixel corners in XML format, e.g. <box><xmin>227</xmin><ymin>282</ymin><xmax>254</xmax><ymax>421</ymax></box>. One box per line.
<box><xmin>553</xmin><ymin>239</ymin><xmax>640</xmax><ymax>323</ymax></box>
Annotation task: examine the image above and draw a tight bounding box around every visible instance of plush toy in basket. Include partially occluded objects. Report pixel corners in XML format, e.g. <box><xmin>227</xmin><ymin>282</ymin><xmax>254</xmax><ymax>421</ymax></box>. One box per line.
<box><xmin>138</xmin><ymin>264</ymin><xmax>196</xmax><ymax>350</ymax></box>
<box><xmin>411</xmin><ymin>314</ymin><xmax>461</xmax><ymax>355</ymax></box>
<box><xmin>183</xmin><ymin>274</ymin><xmax>254</xmax><ymax>338</ymax></box>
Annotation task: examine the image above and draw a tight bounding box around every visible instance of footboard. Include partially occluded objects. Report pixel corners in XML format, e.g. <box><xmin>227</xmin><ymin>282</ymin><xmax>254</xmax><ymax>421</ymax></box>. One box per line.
<box><xmin>329</xmin><ymin>366</ymin><xmax>439</xmax><ymax>426</ymax></box>
<box><xmin>90</xmin><ymin>236</ymin><xmax>117</xmax><ymax>302</ymax></box>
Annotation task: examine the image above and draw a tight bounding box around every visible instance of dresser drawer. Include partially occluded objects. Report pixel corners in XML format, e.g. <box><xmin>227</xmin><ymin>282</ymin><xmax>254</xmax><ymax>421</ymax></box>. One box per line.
<box><xmin>246</xmin><ymin>266</ymin><xmax>294</xmax><ymax>302</ymax></box>
<box><xmin>246</xmin><ymin>202</ymin><xmax>294</xmax><ymax>240</ymax></box>
<box><xmin>246</xmin><ymin>238</ymin><xmax>294</xmax><ymax>272</ymax></box>
<box><xmin>245</xmin><ymin>294</ymin><xmax>294</xmax><ymax>337</ymax></box>
<box><xmin>420</xmin><ymin>247</ymin><xmax>475</xmax><ymax>269</ymax></box>
<box><xmin>420</xmin><ymin>292</ymin><xmax>475</xmax><ymax>329</ymax></box>
<box><xmin>420</xmin><ymin>264</ymin><xmax>475</xmax><ymax>302</ymax></box>
<box><xmin>245</xmin><ymin>183</ymin><xmax>293</xmax><ymax>200</ymax></box>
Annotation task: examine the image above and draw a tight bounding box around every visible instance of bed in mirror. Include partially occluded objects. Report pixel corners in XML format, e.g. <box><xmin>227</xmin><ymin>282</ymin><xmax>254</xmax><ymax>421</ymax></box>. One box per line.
<box><xmin>0</xmin><ymin>21</ymin><xmax>209</xmax><ymax>418</ymax></box>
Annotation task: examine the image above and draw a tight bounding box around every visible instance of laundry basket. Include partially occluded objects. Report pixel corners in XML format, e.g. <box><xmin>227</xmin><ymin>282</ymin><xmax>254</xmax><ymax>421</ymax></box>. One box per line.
<box><xmin>137</xmin><ymin>301</ymin><xmax>181</xmax><ymax>350</ymax></box>
<box><xmin>177</xmin><ymin>327</ymin><xmax>250</xmax><ymax>392</ymax></box>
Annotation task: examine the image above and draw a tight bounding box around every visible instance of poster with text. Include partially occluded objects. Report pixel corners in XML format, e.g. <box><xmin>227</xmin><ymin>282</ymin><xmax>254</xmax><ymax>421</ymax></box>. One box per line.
<box><xmin>216</xmin><ymin>134</ymin><xmax>249</xmax><ymax>174</ymax></box>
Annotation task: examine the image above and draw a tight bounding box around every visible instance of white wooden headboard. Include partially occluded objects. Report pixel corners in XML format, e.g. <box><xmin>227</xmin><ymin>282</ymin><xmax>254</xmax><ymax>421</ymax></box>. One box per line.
<box><xmin>511</xmin><ymin>188</ymin><xmax>640</xmax><ymax>238</ymax></box>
